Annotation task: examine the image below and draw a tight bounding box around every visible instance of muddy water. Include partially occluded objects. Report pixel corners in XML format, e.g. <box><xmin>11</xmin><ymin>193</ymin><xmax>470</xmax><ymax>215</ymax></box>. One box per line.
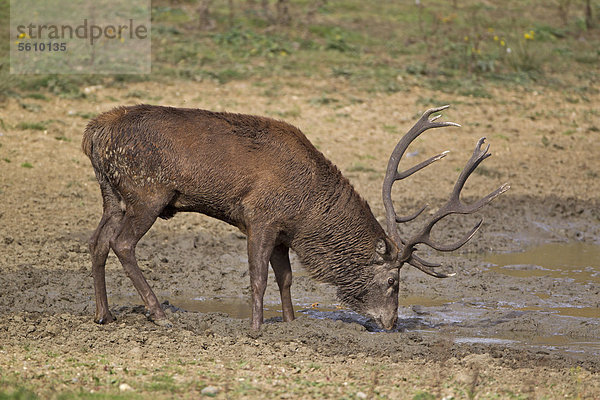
<box><xmin>155</xmin><ymin>295</ymin><xmax>453</xmax><ymax>319</ymax></box>
<box><xmin>485</xmin><ymin>242</ymin><xmax>600</xmax><ymax>284</ymax></box>
<box><xmin>156</xmin><ymin>242</ymin><xmax>600</xmax><ymax>357</ymax></box>
<box><xmin>453</xmin><ymin>242</ymin><xmax>599</xmax><ymax>355</ymax></box>
<box><xmin>485</xmin><ymin>242</ymin><xmax>600</xmax><ymax>318</ymax></box>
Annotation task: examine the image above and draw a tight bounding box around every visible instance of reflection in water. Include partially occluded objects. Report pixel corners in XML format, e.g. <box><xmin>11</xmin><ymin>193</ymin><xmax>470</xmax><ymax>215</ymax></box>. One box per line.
<box><xmin>484</xmin><ymin>242</ymin><xmax>600</xmax><ymax>318</ymax></box>
<box><xmin>485</xmin><ymin>242</ymin><xmax>600</xmax><ymax>283</ymax></box>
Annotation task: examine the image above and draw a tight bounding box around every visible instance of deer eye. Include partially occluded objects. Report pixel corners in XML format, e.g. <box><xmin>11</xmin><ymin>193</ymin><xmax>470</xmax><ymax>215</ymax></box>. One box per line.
<box><xmin>387</xmin><ymin>277</ymin><xmax>395</xmax><ymax>286</ymax></box>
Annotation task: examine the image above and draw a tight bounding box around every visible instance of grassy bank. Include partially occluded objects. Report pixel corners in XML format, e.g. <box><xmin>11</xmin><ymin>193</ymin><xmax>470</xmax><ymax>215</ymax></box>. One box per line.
<box><xmin>1</xmin><ymin>0</ymin><xmax>598</xmax><ymax>101</ymax></box>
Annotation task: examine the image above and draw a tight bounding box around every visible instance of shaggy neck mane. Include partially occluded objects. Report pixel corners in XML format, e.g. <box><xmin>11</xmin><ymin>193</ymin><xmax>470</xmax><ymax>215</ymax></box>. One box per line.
<box><xmin>290</xmin><ymin>164</ymin><xmax>385</xmax><ymax>302</ymax></box>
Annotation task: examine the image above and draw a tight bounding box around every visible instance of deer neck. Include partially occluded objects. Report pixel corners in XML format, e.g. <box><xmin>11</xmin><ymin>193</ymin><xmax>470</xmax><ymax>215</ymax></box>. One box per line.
<box><xmin>290</xmin><ymin>182</ymin><xmax>384</xmax><ymax>287</ymax></box>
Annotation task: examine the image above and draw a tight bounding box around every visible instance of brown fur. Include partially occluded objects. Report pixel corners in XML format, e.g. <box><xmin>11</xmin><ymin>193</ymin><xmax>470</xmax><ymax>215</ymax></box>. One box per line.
<box><xmin>83</xmin><ymin>104</ymin><xmax>398</xmax><ymax>329</ymax></box>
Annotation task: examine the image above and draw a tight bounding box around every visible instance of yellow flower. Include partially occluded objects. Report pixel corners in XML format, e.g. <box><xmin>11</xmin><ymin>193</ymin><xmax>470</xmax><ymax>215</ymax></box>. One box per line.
<box><xmin>494</xmin><ymin>35</ymin><xmax>499</xmax><ymax>41</ymax></box>
<box><xmin>500</xmin><ymin>40</ymin><xmax>505</xmax><ymax>46</ymax></box>
<box><xmin>524</xmin><ymin>30</ymin><xmax>535</xmax><ymax>40</ymax></box>
<box><xmin>464</xmin><ymin>35</ymin><xmax>469</xmax><ymax>41</ymax></box>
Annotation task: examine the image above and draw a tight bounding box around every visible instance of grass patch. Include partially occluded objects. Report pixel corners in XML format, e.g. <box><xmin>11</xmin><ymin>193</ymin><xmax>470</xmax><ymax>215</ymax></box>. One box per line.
<box><xmin>0</xmin><ymin>387</ymin><xmax>38</xmax><ymax>400</ymax></box>
<box><xmin>145</xmin><ymin>374</ymin><xmax>177</xmax><ymax>393</ymax></box>
<box><xmin>23</xmin><ymin>93</ymin><xmax>48</xmax><ymax>101</ymax></box>
<box><xmin>20</xmin><ymin>103</ymin><xmax>41</xmax><ymax>112</ymax></box>
<box><xmin>347</xmin><ymin>162</ymin><xmax>377</xmax><ymax>173</ymax></box>
<box><xmin>70</xmin><ymin>111</ymin><xmax>98</xmax><ymax>119</ymax></box>
<box><xmin>310</xmin><ymin>96</ymin><xmax>339</xmax><ymax>106</ymax></box>
<box><xmin>125</xmin><ymin>90</ymin><xmax>149</xmax><ymax>99</ymax></box>
<box><xmin>16</xmin><ymin>122</ymin><xmax>45</xmax><ymax>131</ymax></box>
<box><xmin>413</xmin><ymin>391</ymin><xmax>436</xmax><ymax>400</ymax></box>
<box><xmin>1</xmin><ymin>0</ymin><xmax>599</xmax><ymax>99</ymax></box>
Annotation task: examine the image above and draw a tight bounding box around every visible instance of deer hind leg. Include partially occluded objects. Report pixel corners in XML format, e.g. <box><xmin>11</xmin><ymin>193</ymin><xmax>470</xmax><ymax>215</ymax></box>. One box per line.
<box><xmin>109</xmin><ymin>195</ymin><xmax>171</xmax><ymax>325</ymax></box>
<box><xmin>270</xmin><ymin>244</ymin><xmax>294</xmax><ymax>322</ymax></box>
<box><xmin>89</xmin><ymin>182</ymin><xmax>125</xmax><ymax>324</ymax></box>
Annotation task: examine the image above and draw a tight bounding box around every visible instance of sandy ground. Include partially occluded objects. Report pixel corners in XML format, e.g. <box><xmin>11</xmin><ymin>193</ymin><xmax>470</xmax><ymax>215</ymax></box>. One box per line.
<box><xmin>1</xmin><ymin>78</ymin><xmax>599</xmax><ymax>398</ymax></box>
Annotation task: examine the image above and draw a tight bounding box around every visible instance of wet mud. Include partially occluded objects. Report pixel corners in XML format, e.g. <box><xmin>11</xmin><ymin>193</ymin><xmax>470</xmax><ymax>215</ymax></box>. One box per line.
<box><xmin>1</xmin><ymin>80</ymin><xmax>599</xmax><ymax>396</ymax></box>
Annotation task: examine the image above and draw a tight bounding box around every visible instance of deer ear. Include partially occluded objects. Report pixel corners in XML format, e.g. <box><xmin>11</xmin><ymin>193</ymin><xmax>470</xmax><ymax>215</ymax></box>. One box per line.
<box><xmin>374</xmin><ymin>238</ymin><xmax>396</xmax><ymax>264</ymax></box>
<box><xmin>375</xmin><ymin>238</ymin><xmax>398</xmax><ymax>264</ymax></box>
<box><xmin>376</xmin><ymin>239</ymin><xmax>387</xmax><ymax>256</ymax></box>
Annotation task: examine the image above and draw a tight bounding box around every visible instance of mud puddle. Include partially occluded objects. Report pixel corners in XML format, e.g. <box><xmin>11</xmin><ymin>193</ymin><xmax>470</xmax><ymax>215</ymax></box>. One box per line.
<box><xmin>189</xmin><ymin>242</ymin><xmax>597</xmax><ymax>356</ymax></box>
<box><xmin>421</xmin><ymin>242</ymin><xmax>600</xmax><ymax>356</ymax></box>
<box><xmin>161</xmin><ymin>293</ymin><xmax>600</xmax><ymax>358</ymax></box>
<box><xmin>485</xmin><ymin>242</ymin><xmax>600</xmax><ymax>284</ymax></box>
<box><xmin>484</xmin><ymin>242</ymin><xmax>600</xmax><ymax>318</ymax></box>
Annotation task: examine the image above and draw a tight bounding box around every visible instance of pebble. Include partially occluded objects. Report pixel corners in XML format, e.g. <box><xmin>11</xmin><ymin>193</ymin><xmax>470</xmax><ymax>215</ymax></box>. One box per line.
<box><xmin>119</xmin><ymin>383</ymin><xmax>133</xmax><ymax>392</ymax></box>
<box><xmin>201</xmin><ymin>385</ymin><xmax>219</xmax><ymax>396</ymax></box>
<box><xmin>128</xmin><ymin>346</ymin><xmax>143</xmax><ymax>356</ymax></box>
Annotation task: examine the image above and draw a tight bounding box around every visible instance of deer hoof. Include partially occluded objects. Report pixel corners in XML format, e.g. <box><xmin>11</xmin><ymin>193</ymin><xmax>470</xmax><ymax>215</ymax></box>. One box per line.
<box><xmin>94</xmin><ymin>314</ymin><xmax>116</xmax><ymax>324</ymax></box>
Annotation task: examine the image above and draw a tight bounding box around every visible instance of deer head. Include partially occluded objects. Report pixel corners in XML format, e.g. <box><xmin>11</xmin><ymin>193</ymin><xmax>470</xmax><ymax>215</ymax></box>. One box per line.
<box><xmin>360</xmin><ymin>105</ymin><xmax>509</xmax><ymax>330</ymax></box>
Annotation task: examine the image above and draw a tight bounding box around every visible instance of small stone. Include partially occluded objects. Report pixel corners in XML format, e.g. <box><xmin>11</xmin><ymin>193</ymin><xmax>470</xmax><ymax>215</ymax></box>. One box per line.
<box><xmin>46</xmin><ymin>325</ymin><xmax>61</xmax><ymax>335</ymax></box>
<box><xmin>128</xmin><ymin>346</ymin><xmax>142</xmax><ymax>356</ymax></box>
<box><xmin>356</xmin><ymin>391</ymin><xmax>367</xmax><ymax>399</ymax></box>
<box><xmin>119</xmin><ymin>383</ymin><xmax>133</xmax><ymax>392</ymax></box>
<box><xmin>201</xmin><ymin>385</ymin><xmax>219</xmax><ymax>396</ymax></box>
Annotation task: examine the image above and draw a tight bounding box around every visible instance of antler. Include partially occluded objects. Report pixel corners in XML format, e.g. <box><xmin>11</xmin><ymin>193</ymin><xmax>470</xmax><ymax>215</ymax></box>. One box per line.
<box><xmin>382</xmin><ymin>105</ymin><xmax>509</xmax><ymax>278</ymax></box>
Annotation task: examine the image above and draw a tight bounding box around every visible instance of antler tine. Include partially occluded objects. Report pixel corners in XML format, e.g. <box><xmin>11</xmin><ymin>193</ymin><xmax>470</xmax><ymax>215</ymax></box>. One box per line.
<box><xmin>399</xmin><ymin>138</ymin><xmax>510</xmax><ymax>268</ymax></box>
<box><xmin>396</xmin><ymin>151</ymin><xmax>449</xmax><ymax>180</ymax></box>
<box><xmin>402</xmin><ymin>218</ymin><xmax>483</xmax><ymax>256</ymax></box>
<box><xmin>408</xmin><ymin>255</ymin><xmax>456</xmax><ymax>278</ymax></box>
<box><xmin>382</xmin><ymin>105</ymin><xmax>459</xmax><ymax>245</ymax></box>
<box><xmin>395</xmin><ymin>204</ymin><xmax>428</xmax><ymax>224</ymax></box>
<box><xmin>447</xmin><ymin>138</ymin><xmax>510</xmax><ymax>214</ymax></box>
<box><xmin>393</xmin><ymin>151</ymin><xmax>450</xmax><ymax>225</ymax></box>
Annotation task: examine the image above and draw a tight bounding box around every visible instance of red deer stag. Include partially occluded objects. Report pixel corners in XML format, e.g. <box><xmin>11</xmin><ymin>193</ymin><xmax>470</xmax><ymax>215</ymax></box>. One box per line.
<box><xmin>83</xmin><ymin>104</ymin><xmax>508</xmax><ymax>330</ymax></box>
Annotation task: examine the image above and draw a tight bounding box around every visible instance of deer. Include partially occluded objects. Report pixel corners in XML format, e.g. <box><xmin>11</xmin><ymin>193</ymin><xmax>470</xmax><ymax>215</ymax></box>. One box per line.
<box><xmin>82</xmin><ymin>104</ymin><xmax>508</xmax><ymax>330</ymax></box>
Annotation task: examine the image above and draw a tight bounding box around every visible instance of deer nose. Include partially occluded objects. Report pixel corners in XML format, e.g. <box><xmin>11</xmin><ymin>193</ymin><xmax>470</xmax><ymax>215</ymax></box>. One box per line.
<box><xmin>382</xmin><ymin>314</ymin><xmax>398</xmax><ymax>331</ymax></box>
<box><xmin>375</xmin><ymin>313</ymin><xmax>398</xmax><ymax>331</ymax></box>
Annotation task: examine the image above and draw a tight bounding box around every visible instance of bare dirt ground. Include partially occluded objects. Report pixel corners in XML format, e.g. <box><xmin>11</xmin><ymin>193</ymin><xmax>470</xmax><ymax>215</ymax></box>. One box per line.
<box><xmin>1</xmin><ymin>79</ymin><xmax>599</xmax><ymax>398</ymax></box>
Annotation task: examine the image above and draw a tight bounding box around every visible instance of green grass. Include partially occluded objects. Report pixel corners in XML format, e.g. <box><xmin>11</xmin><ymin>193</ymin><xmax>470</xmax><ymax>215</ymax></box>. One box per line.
<box><xmin>347</xmin><ymin>162</ymin><xmax>377</xmax><ymax>173</ymax></box>
<box><xmin>16</xmin><ymin>122</ymin><xmax>46</xmax><ymax>131</ymax></box>
<box><xmin>23</xmin><ymin>93</ymin><xmax>48</xmax><ymax>101</ymax></box>
<box><xmin>0</xmin><ymin>0</ymin><xmax>599</xmax><ymax>100</ymax></box>
<box><xmin>0</xmin><ymin>387</ymin><xmax>142</xmax><ymax>400</ymax></box>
